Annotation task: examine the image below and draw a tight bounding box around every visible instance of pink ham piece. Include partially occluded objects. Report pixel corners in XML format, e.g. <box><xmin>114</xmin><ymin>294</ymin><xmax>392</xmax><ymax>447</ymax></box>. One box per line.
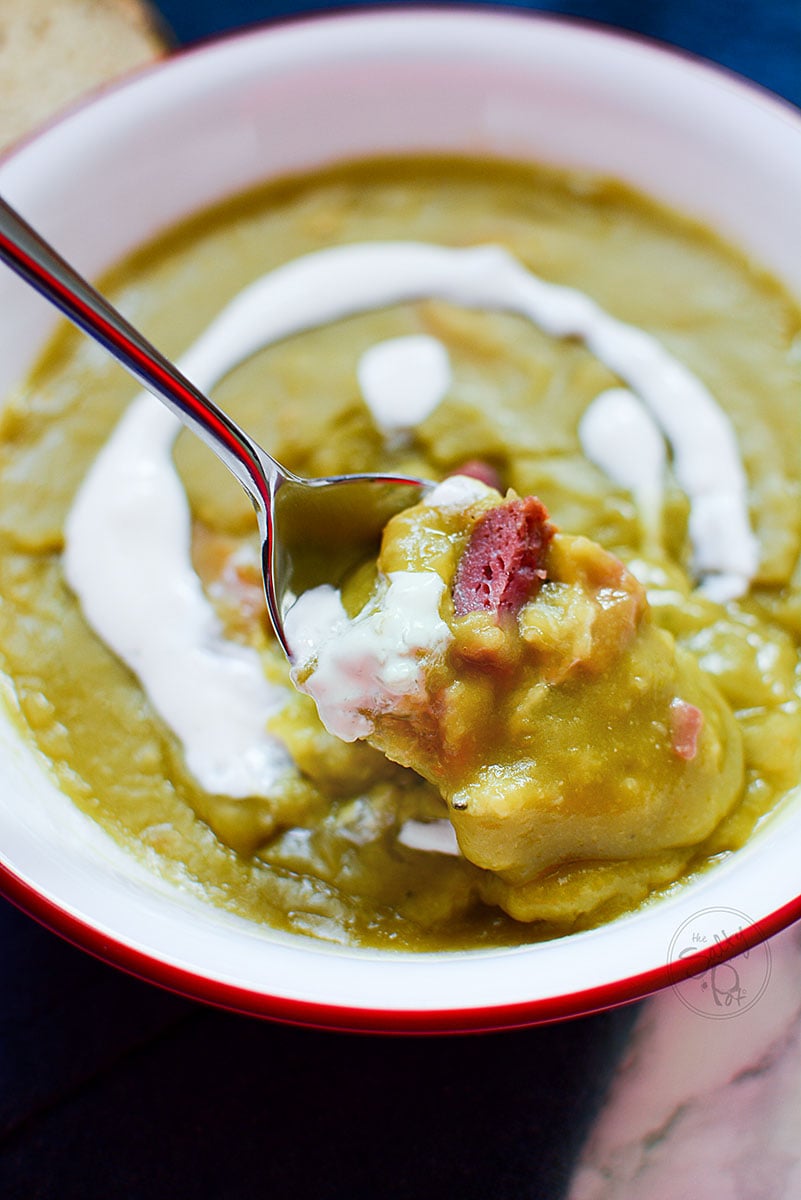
<box><xmin>670</xmin><ymin>698</ymin><xmax>704</xmax><ymax>761</ymax></box>
<box><xmin>452</xmin><ymin>496</ymin><xmax>554</xmax><ymax>617</ymax></box>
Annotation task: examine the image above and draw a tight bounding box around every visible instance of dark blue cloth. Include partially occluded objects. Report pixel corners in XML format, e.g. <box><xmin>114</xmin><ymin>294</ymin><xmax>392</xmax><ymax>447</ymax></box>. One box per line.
<box><xmin>156</xmin><ymin>0</ymin><xmax>801</xmax><ymax>106</ymax></box>
<box><xmin>2</xmin><ymin>2</ymin><xmax>798</xmax><ymax>1197</ymax></box>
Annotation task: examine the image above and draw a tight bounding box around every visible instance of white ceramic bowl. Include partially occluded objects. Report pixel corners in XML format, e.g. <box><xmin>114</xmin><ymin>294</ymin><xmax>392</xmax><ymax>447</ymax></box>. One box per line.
<box><xmin>1</xmin><ymin>9</ymin><xmax>800</xmax><ymax>1032</ymax></box>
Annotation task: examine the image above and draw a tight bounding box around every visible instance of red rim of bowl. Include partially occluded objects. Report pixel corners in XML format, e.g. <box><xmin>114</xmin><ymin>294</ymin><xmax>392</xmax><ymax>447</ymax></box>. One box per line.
<box><xmin>1</xmin><ymin>6</ymin><xmax>800</xmax><ymax>1033</ymax></box>
<box><xmin>2</xmin><ymin>856</ymin><xmax>799</xmax><ymax>1033</ymax></box>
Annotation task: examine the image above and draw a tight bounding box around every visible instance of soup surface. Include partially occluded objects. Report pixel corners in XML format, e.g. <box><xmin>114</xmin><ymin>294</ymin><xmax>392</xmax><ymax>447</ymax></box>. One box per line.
<box><xmin>1</xmin><ymin>158</ymin><xmax>800</xmax><ymax>949</ymax></box>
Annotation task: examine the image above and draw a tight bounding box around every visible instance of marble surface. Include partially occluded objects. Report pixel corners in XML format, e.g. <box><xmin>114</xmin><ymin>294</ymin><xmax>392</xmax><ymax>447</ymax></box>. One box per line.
<box><xmin>570</xmin><ymin>922</ymin><xmax>801</xmax><ymax>1199</ymax></box>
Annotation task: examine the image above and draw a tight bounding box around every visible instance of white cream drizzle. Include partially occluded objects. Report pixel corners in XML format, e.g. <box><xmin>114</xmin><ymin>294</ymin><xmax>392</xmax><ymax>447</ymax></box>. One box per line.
<box><xmin>63</xmin><ymin>401</ymin><xmax>293</xmax><ymax>798</ymax></box>
<box><xmin>422</xmin><ymin>473</ymin><xmax>492</xmax><ymax>513</ymax></box>
<box><xmin>357</xmin><ymin>334</ymin><xmax>451</xmax><ymax>438</ymax></box>
<box><xmin>64</xmin><ymin>240</ymin><xmax>758</xmax><ymax>802</ymax></box>
<box><xmin>579</xmin><ymin>387</ymin><xmax>667</xmax><ymax>556</ymax></box>
<box><xmin>285</xmin><ymin>571</ymin><xmax>451</xmax><ymax>742</ymax></box>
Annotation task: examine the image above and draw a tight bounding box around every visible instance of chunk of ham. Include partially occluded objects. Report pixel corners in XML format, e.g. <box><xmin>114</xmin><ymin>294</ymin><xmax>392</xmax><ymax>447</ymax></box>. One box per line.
<box><xmin>452</xmin><ymin>496</ymin><xmax>554</xmax><ymax>617</ymax></box>
<box><xmin>670</xmin><ymin>698</ymin><xmax>704</xmax><ymax>761</ymax></box>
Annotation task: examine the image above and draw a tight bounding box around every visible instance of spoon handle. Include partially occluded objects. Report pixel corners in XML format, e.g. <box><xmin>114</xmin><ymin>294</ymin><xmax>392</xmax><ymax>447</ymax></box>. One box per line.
<box><xmin>0</xmin><ymin>196</ymin><xmax>279</xmax><ymax>512</ymax></box>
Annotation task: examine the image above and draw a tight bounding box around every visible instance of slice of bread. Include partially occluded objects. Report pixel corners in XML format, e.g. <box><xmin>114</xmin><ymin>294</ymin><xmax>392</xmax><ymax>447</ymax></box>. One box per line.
<box><xmin>1</xmin><ymin>0</ymin><xmax>168</xmax><ymax>151</ymax></box>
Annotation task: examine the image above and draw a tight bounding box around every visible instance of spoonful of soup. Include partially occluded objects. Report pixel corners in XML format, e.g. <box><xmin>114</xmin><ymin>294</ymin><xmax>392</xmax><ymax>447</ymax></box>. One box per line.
<box><xmin>0</xmin><ymin>196</ymin><xmax>429</xmax><ymax>655</ymax></box>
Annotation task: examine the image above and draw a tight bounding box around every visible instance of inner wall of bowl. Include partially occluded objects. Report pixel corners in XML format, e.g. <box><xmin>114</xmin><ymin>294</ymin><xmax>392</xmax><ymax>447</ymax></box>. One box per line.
<box><xmin>1</xmin><ymin>10</ymin><xmax>801</xmax><ymax>1014</ymax></box>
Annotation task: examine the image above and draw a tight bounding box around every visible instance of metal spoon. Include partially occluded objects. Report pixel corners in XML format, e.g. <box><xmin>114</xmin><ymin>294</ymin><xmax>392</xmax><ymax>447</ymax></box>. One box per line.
<box><xmin>0</xmin><ymin>196</ymin><xmax>429</xmax><ymax>655</ymax></box>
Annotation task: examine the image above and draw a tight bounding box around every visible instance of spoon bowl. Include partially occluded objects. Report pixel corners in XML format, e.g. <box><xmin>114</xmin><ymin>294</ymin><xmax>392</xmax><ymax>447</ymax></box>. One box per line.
<box><xmin>0</xmin><ymin>195</ymin><xmax>429</xmax><ymax>654</ymax></box>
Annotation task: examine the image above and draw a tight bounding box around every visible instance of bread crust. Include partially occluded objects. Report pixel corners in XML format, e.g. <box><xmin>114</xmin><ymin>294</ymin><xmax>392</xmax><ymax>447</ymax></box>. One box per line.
<box><xmin>0</xmin><ymin>0</ymin><xmax>167</xmax><ymax>151</ymax></box>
